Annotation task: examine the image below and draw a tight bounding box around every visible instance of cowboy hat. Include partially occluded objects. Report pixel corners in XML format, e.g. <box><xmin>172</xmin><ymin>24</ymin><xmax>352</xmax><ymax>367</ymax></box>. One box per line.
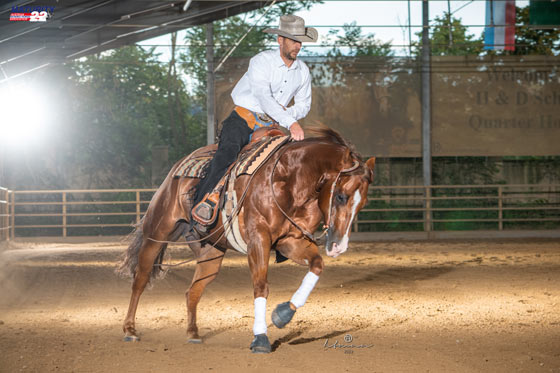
<box><xmin>264</xmin><ymin>15</ymin><xmax>318</xmax><ymax>43</ymax></box>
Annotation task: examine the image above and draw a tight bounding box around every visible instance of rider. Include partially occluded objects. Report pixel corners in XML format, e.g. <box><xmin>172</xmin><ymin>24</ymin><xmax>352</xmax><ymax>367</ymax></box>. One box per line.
<box><xmin>192</xmin><ymin>15</ymin><xmax>318</xmax><ymax>224</ymax></box>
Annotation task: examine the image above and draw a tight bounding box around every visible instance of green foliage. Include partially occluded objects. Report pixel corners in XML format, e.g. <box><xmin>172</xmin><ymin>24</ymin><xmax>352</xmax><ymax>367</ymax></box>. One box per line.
<box><xmin>496</xmin><ymin>5</ymin><xmax>560</xmax><ymax>55</ymax></box>
<box><xmin>68</xmin><ymin>45</ymin><xmax>203</xmax><ymax>187</ymax></box>
<box><xmin>310</xmin><ymin>22</ymin><xmax>395</xmax><ymax>90</ymax></box>
<box><xmin>413</xmin><ymin>6</ymin><xmax>560</xmax><ymax>57</ymax></box>
<box><xmin>432</xmin><ymin>157</ymin><xmax>502</xmax><ymax>185</ymax></box>
<box><xmin>413</xmin><ymin>12</ymin><xmax>484</xmax><ymax>56</ymax></box>
<box><xmin>325</xmin><ymin>22</ymin><xmax>394</xmax><ymax>57</ymax></box>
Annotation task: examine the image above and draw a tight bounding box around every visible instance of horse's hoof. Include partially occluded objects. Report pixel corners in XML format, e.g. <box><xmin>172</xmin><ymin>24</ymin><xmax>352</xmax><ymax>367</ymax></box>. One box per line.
<box><xmin>271</xmin><ymin>302</ymin><xmax>296</xmax><ymax>329</ymax></box>
<box><xmin>187</xmin><ymin>337</ymin><xmax>203</xmax><ymax>344</ymax></box>
<box><xmin>250</xmin><ymin>334</ymin><xmax>271</xmax><ymax>354</ymax></box>
<box><xmin>123</xmin><ymin>334</ymin><xmax>140</xmax><ymax>342</ymax></box>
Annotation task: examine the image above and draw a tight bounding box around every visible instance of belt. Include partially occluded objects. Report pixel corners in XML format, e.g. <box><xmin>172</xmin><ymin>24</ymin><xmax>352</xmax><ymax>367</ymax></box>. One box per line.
<box><xmin>234</xmin><ymin>106</ymin><xmax>277</xmax><ymax>130</ymax></box>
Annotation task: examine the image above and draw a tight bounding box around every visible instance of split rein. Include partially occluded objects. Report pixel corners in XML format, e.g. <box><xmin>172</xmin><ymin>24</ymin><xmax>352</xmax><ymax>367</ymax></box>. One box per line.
<box><xmin>269</xmin><ymin>146</ymin><xmax>362</xmax><ymax>244</ymax></box>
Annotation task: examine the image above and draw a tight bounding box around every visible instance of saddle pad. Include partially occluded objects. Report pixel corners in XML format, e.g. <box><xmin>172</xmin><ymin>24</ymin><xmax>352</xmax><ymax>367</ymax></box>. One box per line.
<box><xmin>234</xmin><ymin>136</ymin><xmax>290</xmax><ymax>177</ymax></box>
<box><xmin>174</xmin><ymin>155</ymin><xmax>214</xmax><ymax>179</ymax></box>
<box><xmin>173</xmin><ymin>136</ymin><xmax>289</xmax><ymax>179</ymax></box>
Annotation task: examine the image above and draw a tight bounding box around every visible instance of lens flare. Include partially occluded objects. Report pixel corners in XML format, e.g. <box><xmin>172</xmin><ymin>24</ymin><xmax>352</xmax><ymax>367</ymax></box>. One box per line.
<box><xmin>0</xmin><ymin>83</ymin><xmax>49</xmax><ymax>147</ymax></box>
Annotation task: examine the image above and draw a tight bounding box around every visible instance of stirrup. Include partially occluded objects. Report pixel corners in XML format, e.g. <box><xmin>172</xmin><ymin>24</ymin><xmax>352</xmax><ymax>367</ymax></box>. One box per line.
<box><xmin>192</xmin><ymin>192</ymin><xmax>220</xmax><ymax>226</ymax></box>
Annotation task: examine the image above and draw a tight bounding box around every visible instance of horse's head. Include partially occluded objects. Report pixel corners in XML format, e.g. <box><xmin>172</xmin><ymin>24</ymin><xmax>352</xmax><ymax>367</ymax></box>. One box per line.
<box><xmin>320</xmin><ymin>157</ymin><xmax>376</xmax><ymax>258</ymax></box>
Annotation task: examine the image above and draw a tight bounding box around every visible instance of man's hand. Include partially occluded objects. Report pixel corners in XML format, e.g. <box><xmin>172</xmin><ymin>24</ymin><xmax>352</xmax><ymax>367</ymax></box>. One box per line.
<box><xmin>289</xmin><ymin>122</ymin><xmax>304</xmax><ymax>141</ymax></box>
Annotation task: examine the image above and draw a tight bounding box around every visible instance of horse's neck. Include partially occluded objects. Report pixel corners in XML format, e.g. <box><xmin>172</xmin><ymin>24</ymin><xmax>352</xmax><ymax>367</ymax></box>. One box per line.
<box><xmin>296</xmin><ymin>143</ymin><xmax>347</xmax><ymax>198</ymax></box>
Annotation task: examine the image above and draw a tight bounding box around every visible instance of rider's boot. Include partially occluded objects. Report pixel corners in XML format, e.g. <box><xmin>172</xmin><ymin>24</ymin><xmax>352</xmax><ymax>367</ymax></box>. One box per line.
<box><xmin>192</xmin><ymin>190</ymin><xmax>220</xmax><ymax>226</ymax></box>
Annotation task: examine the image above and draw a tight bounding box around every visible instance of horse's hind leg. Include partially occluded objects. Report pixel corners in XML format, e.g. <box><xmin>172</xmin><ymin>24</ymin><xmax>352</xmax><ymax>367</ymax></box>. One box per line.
<box><xmin>185</xmin><ymin>244</ymin><xmax>225</xmax><ymax>343</ymax></box>
<box><xmin>122</xmin><ymin>239</ymin><xmax>165</xmax><ymax>341</ymax></box>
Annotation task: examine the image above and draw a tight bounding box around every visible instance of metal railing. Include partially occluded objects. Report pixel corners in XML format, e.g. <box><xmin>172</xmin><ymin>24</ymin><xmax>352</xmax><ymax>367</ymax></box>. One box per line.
<box><xmin>10</xmin><ymin>189</ymin><xmax>156</xmax><ymax>238</ymax></box>
<box><xmin>6</xmin><ymin>184</ymin><xmax>560</xmax><ymax>238</ymax></box>
<box><xmin>359</xmin><ymin>184</ymin><xmax>560</xmax><ymax>233</ymax></box>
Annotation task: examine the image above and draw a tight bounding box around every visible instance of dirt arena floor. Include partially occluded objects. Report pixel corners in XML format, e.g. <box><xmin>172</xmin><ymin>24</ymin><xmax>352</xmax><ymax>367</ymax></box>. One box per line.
<box><xmin>0</xmin><ymin>237</ymin><xmax>559</xmax><ymax>372</ymax></box>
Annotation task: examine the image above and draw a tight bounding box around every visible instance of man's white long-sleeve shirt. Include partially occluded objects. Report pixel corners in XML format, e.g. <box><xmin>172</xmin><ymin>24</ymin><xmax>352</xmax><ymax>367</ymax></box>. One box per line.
<box><xmin>231</xmin><ymin>48</ymin><xmax>312</xmax><ymax>129</ymax></box>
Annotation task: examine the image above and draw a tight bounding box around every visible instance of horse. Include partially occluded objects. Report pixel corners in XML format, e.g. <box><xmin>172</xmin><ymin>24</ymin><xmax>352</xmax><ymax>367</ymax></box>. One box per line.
<box><xmin>118</xmin><ymin>127</ymin><xmax>376</xmax><ymax>353</ymax></box>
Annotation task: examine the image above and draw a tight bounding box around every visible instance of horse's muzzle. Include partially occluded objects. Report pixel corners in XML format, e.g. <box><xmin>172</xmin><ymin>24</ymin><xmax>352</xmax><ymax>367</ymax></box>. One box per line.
<box><xmin>325</xmin><ymin>229</ymin><xmax>349</xmax><ymax>258</ymax></box>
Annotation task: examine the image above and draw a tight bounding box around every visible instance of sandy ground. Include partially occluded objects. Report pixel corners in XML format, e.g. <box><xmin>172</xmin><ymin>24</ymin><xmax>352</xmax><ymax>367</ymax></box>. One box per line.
<box><xmin>0</xmin><ymin>238</ymin><xmax>559</xmax><ymax>373</ymax></box>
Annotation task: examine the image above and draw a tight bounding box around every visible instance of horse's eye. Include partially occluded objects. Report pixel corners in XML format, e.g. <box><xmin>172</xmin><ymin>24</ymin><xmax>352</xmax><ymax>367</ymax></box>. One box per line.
<box><xmin>335</xmin><ymin>193</ymin><xmax>348</xmax><ymax>204</ymax></box>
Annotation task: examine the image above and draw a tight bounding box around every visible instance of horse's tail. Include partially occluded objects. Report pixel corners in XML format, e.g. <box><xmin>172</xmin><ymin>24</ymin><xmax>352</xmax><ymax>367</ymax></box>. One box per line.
<box><xmin>116</xmin><ymin>217</ymin><xmax>168</xmax><ymax>281</ymax></box>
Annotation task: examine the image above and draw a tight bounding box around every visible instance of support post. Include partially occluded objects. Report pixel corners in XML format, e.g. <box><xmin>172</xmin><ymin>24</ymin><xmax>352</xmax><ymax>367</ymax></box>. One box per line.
<box><xmin>408</xmin><ymin>0</ymin><xmax>412</xmax><ymax>56</ymax></box>
<box><xmin>206</xmin><ymin>23</ymin><xmax>215</xmax><ymax>145</ymax></box>
<box><xmin>62</xmin><ymin>192</ymin><xmax>67</xmax><ymax>237</ymax></box>
<box><xmin>136</xmin><ymin>191</ymin><xmax>141</xmax><ymax>223</ymax></box>
<box><xmin>10</xmin><ymin>191</ymin><xmax>14</xmax><ymax>239</ymax></box>
<box><xmin>498</xmin><ymin>186</ymin><xmax>503</xmax><ymax>230</ymax></box>
<box><xmin>425</xmin><ymin>187</ymin><xmax>432</xmax><ymax>232</ymax></box>
<box><xmin>422</xmin><ymin>0</ymin><xmax>432</xmax><ymax>232</ymax></box>
<box><xmin>1</xmin><ymin>189</ymin><xmax>5</xmax><ymax>241</ymax></box>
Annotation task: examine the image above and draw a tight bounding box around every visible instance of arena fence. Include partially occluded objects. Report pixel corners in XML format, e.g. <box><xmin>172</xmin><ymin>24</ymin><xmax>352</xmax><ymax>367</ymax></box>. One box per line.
<box><xmin>4</xmin><ymin>184</ymin><xmax>559</xmax><ymax>240</ymax></box>
<box><xmin>0</xmin><ymin>186</ymin><xmax>12</xmax><ymax>241</ymax></box>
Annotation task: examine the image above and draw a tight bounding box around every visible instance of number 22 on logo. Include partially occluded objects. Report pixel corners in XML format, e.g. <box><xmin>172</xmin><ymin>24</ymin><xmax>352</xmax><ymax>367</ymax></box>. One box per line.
<box><xmin>30</xmin><ymin>11</ymin><xmax>48</xmax><ymax>22</ymax></box>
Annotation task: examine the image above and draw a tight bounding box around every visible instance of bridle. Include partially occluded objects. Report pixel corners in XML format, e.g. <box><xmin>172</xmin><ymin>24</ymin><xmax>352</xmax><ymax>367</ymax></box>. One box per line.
<box><xmin>270</xmin><ymin>145</ymin><xmax>362</xmax><ymax>243</ymax></box>
<box><xmin>323</xmin><ymin>159</ymin><xmax>361</xmax><ymax>233</ymax></box>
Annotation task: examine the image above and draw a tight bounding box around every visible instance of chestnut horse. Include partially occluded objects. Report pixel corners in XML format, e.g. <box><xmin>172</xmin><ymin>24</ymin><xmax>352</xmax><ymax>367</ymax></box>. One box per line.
<box><xmin>118</xmin><ymin>127</ymin><xmax>375</xmax><ymax>353</ymax></box>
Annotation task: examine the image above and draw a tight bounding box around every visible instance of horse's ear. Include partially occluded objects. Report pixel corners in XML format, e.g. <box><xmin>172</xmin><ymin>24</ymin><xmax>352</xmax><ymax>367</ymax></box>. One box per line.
<box><xmin>341</xmin><ymin>148</ymin><xmax>353</xmax><ymax>166</ymax></box>
<box><xmin>365</xmin><ymin>157</ymin><xmax>376</xmax><ymax>182</ymax></box>
<box><xmin>365</xmin><ymin>157</ymin><xmax>376</xmax><ymax>171</ymax></box>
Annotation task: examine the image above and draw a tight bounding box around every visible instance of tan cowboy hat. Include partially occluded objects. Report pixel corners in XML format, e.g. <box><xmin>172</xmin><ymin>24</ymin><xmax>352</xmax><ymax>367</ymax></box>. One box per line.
<box><xmin>264</xmin><ymin>15</ymin><xmax>318</xmax><ymax>43</ymax></box>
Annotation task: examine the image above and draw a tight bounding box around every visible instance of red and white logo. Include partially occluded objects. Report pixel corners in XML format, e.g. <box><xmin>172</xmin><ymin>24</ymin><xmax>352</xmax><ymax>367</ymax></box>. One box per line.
<box><xmin>10</xmin><ymin>6</ymin><xmax>53</xmax><ymax>22</ymax></box>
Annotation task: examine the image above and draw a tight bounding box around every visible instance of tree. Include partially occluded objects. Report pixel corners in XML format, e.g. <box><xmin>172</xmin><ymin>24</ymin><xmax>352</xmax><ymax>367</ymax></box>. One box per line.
<box><xmin>68</xmin><ymin>45</ymin><xmax>197</xmax><ymax>187</ymax></box>
<box><xmin>413</xmin><ymin>12</ymin><xmax>484</xmax><ymax>56</ymax></box>
<box><xmin>325</xmin><ymin>22</ymin><xmax>393</xmax><ymax>58</ymax></box>
<box><xmin>507</xmin><ymin>5</ymin><xmax>560</xmax><ymax>55</ymax></box>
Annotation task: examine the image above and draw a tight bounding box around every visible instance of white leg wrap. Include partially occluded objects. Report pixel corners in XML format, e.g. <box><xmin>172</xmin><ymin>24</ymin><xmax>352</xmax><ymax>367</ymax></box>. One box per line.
<box><xmin>290</xmin><ymin>271</ymin><xmax>320</xmax><ymax>309</ymax></box>
<box><xmin>253</xmin><ymin>297</ymin><xmax>267</xmax><ymax>335</ymax></box>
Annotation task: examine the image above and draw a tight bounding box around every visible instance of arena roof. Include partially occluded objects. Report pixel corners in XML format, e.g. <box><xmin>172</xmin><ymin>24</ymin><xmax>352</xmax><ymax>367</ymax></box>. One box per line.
<box><xmin>0</xmin><ymin>0</ymin><xmax>275</xmax><ymax>83</ymax></box>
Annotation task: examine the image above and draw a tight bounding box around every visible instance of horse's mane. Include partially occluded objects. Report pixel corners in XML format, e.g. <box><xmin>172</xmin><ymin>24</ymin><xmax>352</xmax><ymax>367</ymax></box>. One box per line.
<box><xmin>305</xmin><ymin>126</ymin><xmax>362</xmax><ymax>160</ymax></box>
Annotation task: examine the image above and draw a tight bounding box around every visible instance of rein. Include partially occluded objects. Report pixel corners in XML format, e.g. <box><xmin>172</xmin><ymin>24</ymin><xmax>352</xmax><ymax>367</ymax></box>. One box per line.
<box><xmin>270</xmin><ymin>144</ymin><xmax>361</xmax><ymax>243</ymax></box>
<box><xmin>324</xmin><ymin>159</ymin><xmax>361</xmax><ymax>230</ymax></box>
<box><xmin>270</xmin><ymin>146</ymin><xmax>316</xmax><ymax>242</ymax></box>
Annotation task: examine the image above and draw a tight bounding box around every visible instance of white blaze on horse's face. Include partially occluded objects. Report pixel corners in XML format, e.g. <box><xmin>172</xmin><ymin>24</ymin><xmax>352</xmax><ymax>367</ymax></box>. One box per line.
<box><xmin>325</xmin><ymin>177</ymin><xmax>368</xmax><ymax>258</ymax></box>
<box><xmin>328</xmin><ymin>189</ymin><xmax>361</xmax><ymax>257</ymax></box>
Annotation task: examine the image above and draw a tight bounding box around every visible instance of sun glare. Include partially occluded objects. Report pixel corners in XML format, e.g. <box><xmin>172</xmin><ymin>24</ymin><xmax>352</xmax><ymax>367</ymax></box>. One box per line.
<box><xmin>0</xmin><ymin>84</ymin><xmax>50</xmax><ymax>148</ymax></box>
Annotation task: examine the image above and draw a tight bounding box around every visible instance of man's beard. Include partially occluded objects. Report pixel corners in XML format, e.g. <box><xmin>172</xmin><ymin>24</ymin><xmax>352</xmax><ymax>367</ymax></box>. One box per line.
<box><xmin>282</xmin><ymin>49</ymin><xmax>297</xmax><ymax>61</ymax></box>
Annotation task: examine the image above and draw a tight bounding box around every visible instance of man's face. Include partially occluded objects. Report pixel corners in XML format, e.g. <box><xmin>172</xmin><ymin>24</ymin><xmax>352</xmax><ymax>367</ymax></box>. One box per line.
<box><xmin>278</xmin><ymin>36</ymin><xmax>302</xmax><ymax>61</ymax></box>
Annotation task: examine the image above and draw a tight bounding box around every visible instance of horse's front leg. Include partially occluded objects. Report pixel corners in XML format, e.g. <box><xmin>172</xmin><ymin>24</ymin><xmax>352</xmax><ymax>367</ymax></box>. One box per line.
<box><xmin>247</xmin><ymin>230</ymin><xmax>272</xmax><ymax>353</ymax></box>
<box><xmin>272</xmin><ymin>240</ymin><xmax>323</xmax><ymax>329</ymax></box>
